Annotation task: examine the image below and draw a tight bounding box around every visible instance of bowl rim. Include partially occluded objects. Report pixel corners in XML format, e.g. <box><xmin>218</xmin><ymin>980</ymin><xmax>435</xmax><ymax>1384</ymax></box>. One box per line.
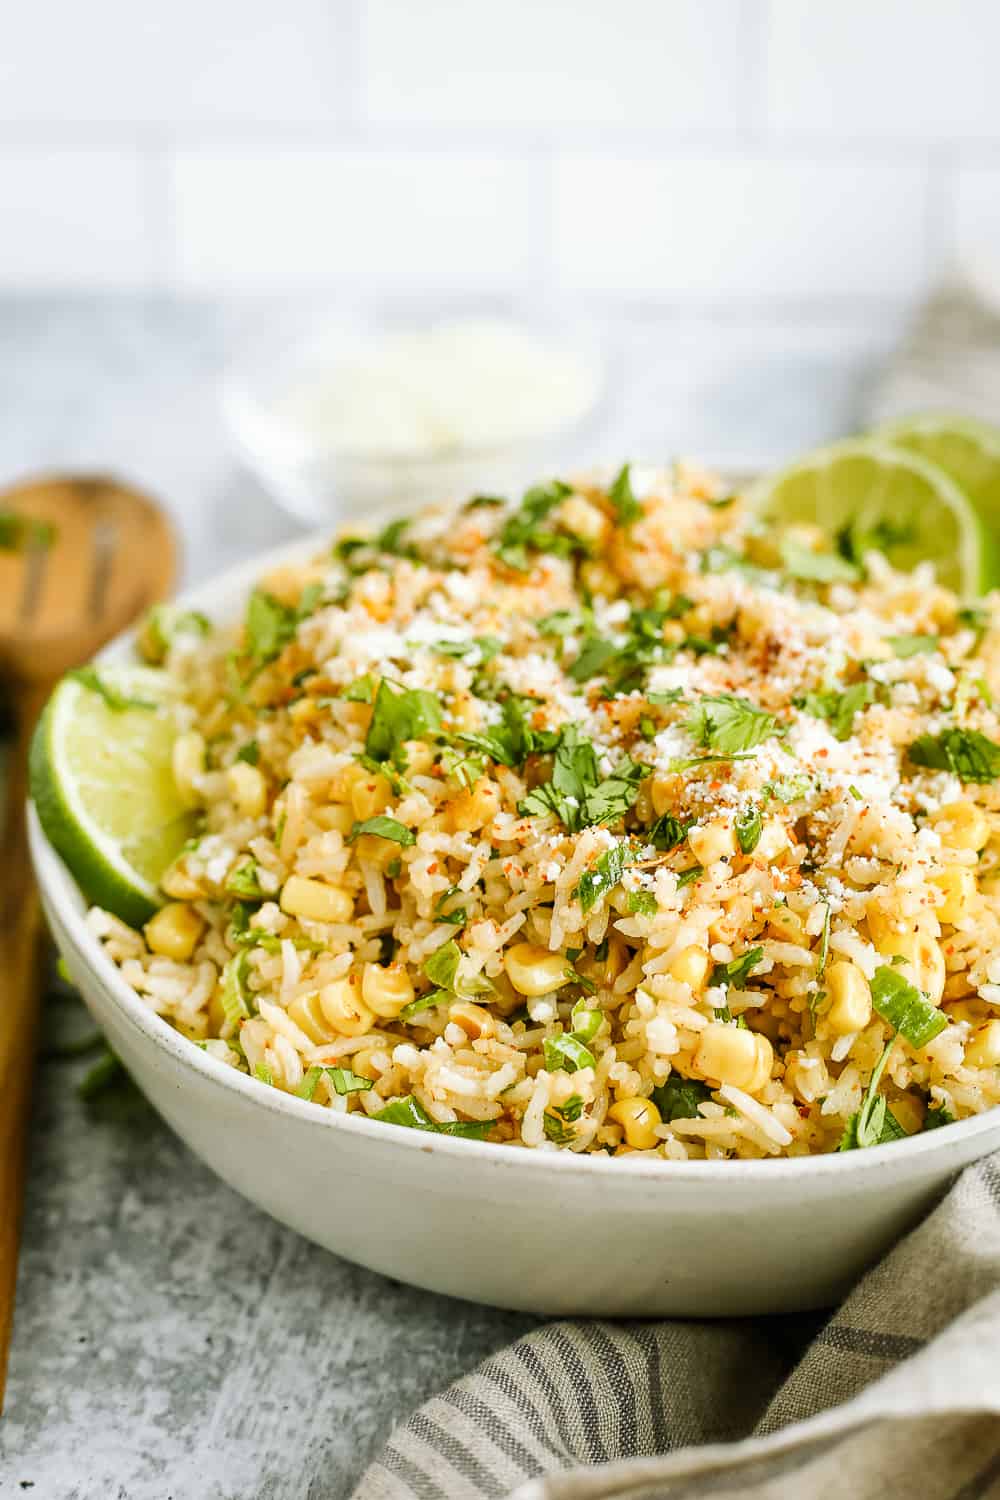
<box><xmin>28</xmin><ymin>527</ymin><xmax>1000</xmax><ymax>1185</ymax></box>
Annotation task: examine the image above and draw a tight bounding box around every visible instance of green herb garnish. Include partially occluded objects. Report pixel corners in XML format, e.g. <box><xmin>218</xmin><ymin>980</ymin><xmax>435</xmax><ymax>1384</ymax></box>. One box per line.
<box><xmin>798</xmin><ymin>681</ymin><xmax>875</xmax><ymax>741</ymax></box>
<box><xmin>709</xmin><ymin>946</ymin><xmax>764</xmax><ymax>992</ymax></box>
<box><xmin>907</xmin><ymin>728</ymin><xmax>1000</xmax><ymax>784</ymax></box>
<box><xmin>518</xmin><ymin>726</ymin><xmax>649</xmax><ymax>831</ymax></box>
<box><xmin>68</xmin><ymin>666</ymin><xmax>155</xmax><ymax>712</ymax></box>
<box><xmin>574</xmin><ymin>840</ymin><xmax>634</xmax><ymax>914</ymax></box>
<box><xmin>686</xmin><ymin>693</ymin><xmax>779</xmax><ymax>755</ymax></box>
<box><xmin>888</xmin><ymin>634</ymin><xmax>938</xmax><ymax>658</ymax></box>
<box><xmin>608</xmin><ymin>462</ymin><xmax>643</xmax><ymax>525</ymax></box>
<box><xmin>349</xmin><ymin>815</ymin><xmax>416</xmax><ymax>846</ymax></box>
<box><xmin>493</xmin><ymin>480</ymin><xmax>575</xmax><ymax>571</ymax></box>
<box><xmin>869</xmin><ymin>965</ymin><xmax>948</xmax><ymax>1048</ymax></box>
<box><xmin>365</xmin><ymin>679</ymin><xmax>442</xmax><ymax>769</ymax></box>
<box><xmin>374</xmin><ymin>1095</ymin><xmax>496</xmax><ymax>1138</ymax></box>
<box><xmin>651</xmin><ymin>1074</ymin><xmax>712</xmax><ymax>1122</ymax></box>
<box><xmin>734</xmin><ymin>802</ymin><xmax>762</xmax><ymax>854</ymax></box>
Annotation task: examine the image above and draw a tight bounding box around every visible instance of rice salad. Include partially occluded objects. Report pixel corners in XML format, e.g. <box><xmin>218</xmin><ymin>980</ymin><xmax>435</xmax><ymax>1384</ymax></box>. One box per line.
<box><xmin>89</xmin><ymin>463</ymin><xmax>1000</xmax><ymax>1159</ymax></box>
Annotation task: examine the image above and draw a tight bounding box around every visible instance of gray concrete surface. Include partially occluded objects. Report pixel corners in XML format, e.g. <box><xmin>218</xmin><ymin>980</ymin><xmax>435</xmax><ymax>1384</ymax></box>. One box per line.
<box><xmin>0</xmin><ymin>295</ymin><xmax>893</xmax><ymax>1499</ymax></box>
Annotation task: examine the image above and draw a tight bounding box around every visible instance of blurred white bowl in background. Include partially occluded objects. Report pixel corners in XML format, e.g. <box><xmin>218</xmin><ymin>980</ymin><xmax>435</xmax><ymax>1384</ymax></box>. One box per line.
<box><xmin>222</xmin><ymin>314</ymin><xmax>605</xmax><ymax>524</ymax></box>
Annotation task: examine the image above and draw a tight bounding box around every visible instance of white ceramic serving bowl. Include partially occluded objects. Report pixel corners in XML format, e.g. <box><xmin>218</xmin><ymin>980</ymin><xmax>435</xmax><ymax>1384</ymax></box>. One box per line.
<box><xmin>29</xmin><ymin>535</ymin><xmax>1000</xmax><ymax>1318</ymax></box>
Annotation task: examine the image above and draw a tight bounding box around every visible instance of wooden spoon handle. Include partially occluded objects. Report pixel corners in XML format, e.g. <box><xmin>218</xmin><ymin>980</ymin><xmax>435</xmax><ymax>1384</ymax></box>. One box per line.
<box><xmin>0</xmin><ymin>684</ymin><xmax>58</xmax><ymax>1409</ymax></box>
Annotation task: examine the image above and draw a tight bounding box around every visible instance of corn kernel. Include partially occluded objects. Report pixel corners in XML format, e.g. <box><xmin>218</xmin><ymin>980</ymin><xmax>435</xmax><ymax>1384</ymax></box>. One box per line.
<box><xmin>351</xmin><ymin>1046</ymin><xmax>385</xmax><ymax>1081</ymax></box>
<box><xmin>313</xmin><ymin>803</ymin><xmax>355</xmax><ymax>836</ymax></box>
<box><xmin>559</xmin><ymin>494</ymin><xmax>609</xmax><ymax>547</ymax></box>
<box><xmin>319</xmin><ymin>975</ymin><xmax>373</xmax><ymax>1036</ymax></box>
<box><xmin>687</xmin><ymin>819</ymin><xmax>737</xmax><ymax>866</ymax></box>
<box><xmin>607</xmin><ymin>1095</ymin><xmax>661</xmax><ymax>1150</ymax></box>
<box><xmin>889</xmin><ymin>1093</ymin><xmax>925</xmax><ymax>1135</ymax></box>
<box><xmin>695</xmin><ymin>1022</ymin><xmax>760</xmax><ymax>1088</ymax></box>
<box><xmin>744</xmin><ymin>1032</ymin><xmax>774</xmax><ymax>1094</ymax></box>
<box><xmin>354</xmin><ymin>833</ymin><xmax>399</xmax><ymax>870</ymax></box>
<box><xmin>448</xmin><ymin>1000</ymin><xmax>495</xmax><ymax>1040</ymax></box>
<box><xmin>931</xmin><ymin>865</ymin><xmax>978</xmax><ymax>925</ymax></box>
<box><xmin>288</xmin><ymin>991</ymin><xmax>334</xmax><ymax>1045</ymax></box>
<box><xmin>351</xmin><ymin>772</ymin><xmax>392</xmax><ymax>821</ymax></box>
<box><xmin>172</xmin><ymin>731</ymin><xmax>206</xmax><ymax>808</ymax></box>
<box><xmin>965</xmin><ymin>1019</ymin><xmax>1000</xmax><ymax>1068</ymax></box>
<box><xmin>227</xmin><ymin>761</ymin><xmax>267</xmax><ymax>819</ymax></box>
<box><xmin>403</xmin><ymin>739</ymin><xmax>436</xmax><ymax>776</ymax></box>
<box><xmin>447</xmin><ymin>778</ymin><xmax>501</xmax><ymax>832</ymax></box>
<box><xmin>891</xmin><ymin>930</ymin><xmax>946</xmax><ymax>1006</ymax></box>
<box><xmin>756</xmin><ymin>818</ymin><xmax>790</xmax><ymax>862</ymax></box>
<box><xmin>280</xmin><ymin>875</ymin><xmax>353</xmax><ymax>924</ymax></box>
<box><xmin>824</xmin><ymin>961</ymin><xmax>872</xmax><ymax>1036</ymax></box>
<box><xmin>144</xmin><ymin>902</ymin><xmax>205</xmax><ymax>961</ymax></box>
<box><xmin>362</xmin><ymin>962</ymin><xmax>415</xmax><ymax>1019</ymax></box>
<box><xmin>767</xmin><ymin>907</ymin><xmax>805</xmax><ymax>944</ymax></box>
<box><xmin>650</xmin><ymin>774</ymin><xmax>680</xmax><ymax>817</ymax></box>
<box><xmin>668</xmin><ymin>944</ymin><xmax>711</xmax><ymax>992</ymax></box>
<box><xmin>931</xmin><ymin>801</ymin><xmax>990</xmax><ymax>853</ymax></box>
<box><xmin>504</xmin><ymin>943</ymin><xmax>572</xmax><ymax>997</ymax></box>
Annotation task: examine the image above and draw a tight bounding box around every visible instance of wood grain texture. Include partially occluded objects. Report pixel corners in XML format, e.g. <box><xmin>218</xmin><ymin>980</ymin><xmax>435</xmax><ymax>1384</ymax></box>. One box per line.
<box><xmin>0</xmin><ymin>473</ymin><xmax>176</xmax><ymax>1411</ymax></box>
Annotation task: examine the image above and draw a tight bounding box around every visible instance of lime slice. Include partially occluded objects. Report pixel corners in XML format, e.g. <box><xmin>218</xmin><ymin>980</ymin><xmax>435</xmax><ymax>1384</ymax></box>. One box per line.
<box><xmin>871</xmin><ymin>413</ymin><xmax>1000</xmax><ymax>539</ymax></box>
<box><xmin>30</xmin><ymin>666</ymin><xmax>198</xmax><ymax>927</ymax></box>
<box><xmin>745</xmin><ymin>439</ymin><xmax>999</xmax><ymax>597</ymax></box>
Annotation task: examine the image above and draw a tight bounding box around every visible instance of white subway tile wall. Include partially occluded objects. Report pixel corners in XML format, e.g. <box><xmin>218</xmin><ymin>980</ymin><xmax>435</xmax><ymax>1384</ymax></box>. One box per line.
<box><xmin>0</xmin><ymin>0</ymin><xmax>998</xmax><ymax>307</ymax></box>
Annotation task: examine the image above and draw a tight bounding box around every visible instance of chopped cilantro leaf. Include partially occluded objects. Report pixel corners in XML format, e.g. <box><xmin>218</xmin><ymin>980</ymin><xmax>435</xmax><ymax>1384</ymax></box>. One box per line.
<box><xmin>349</xmin><ymin>815</ymin><xmax>416</xmax><ymax>846</ymax></box>
<box><xmin>543</xmin><ymin>1033</ymin><xmax>597</xmax><ymax>1074</ymax></box>
<box><xmin>235</xmin><ymin>740</ymin><xmax>260</xmax><ymax>766</ymax></box>
<box><xmin>838</xmin><ymin>1038</ymin><xmax>905</xmax><ymax>1151</ymax></box>
<box><xmin>344</xmin><ymin>674</ymin><xmax>375</xmax><ymax>703</ymax></box>
<box><xmin>575</xmin><ymin>840</ymin><xmax>634</xmax><ymax>914</ymax></box>
<box><xmin>225</xmin><ymin>860</ymin><xmax>268</xmax><ymax>900</ymax></box>
<box><xmin>244</xmin><ymin>591</ymin><xmax>297</xmax><ymax>665</ymax></box>
<box><xmin>493</xmin><ymin>479</ymin><xmax>575</xmax><ymax>571</ymax></box>
<box><xmin>675</xmin><ymin>864</ymin><xmax>703</xmax><ymax>889</ymax></box>
<box><xmin>924</xmin><ymin>1103</ymin><xmax>956</xmax><ymax>1131</ymax></box>
<box><xmin>365</xmin><ymin>679</ymin><xmax>442</xmax><ymax>768</ymax></box>
<box><xmin>374</xmin><ymin>1095</ymin><xmax>496</xmax><ymax>1138</ymax></box>
<box><xmin>798</xmin><ymin>681</ymin><xmax>875</xmax><ymax>741</ymax></box>
<box><xmin>817</xmin><ymin>903</ymin><xmax>831</xmax><ymax>978</ymax></box>
<box><xmin>68</xmin><ymin>666</ymin><xmax>155</xmax><ymax>712</ymax></box>
<box><xmin>608</xmin><ymin>463</ymin><xmax>643</xmax><ymax>525</ymax></box>
<box><xmin>423</xmin><ymin>941</ymin><xmax>460</xmax><ymax>991</ymax></box>
<box><xmin>709</xmin><ymin>946</ymin><xmax>764</xmax><ymax>991</ymax></box>
<box><xmin>518</xmin><ymin>726</ymin><xmax>649</xmax><ymax>831</ymax></box>
<box><xmin>569</xmin><ymin>635</ymin><xmax>620</xmax><ymax>683</ymax></box>
<box><xmin>888</xmin><ymin>634</ymin><xmax>939</xmax><ymax>658</ymax></box>
<box><xmin>907</xmin><ymin>728</ymin><xmax>1000</xmax><ymax>784</ymax></box>
<box><xmin>781</xmin><ymin>538</ymin><xmax>860</xmax><ymax>584</ymax></box>
<box><xmin>651</xmin><ymin>1074</ymin><xmax>712</xmax><ymax>1122</ymax></box>
<box><xmin>297</xmin><ymin>1065</ymin><xmax>374</xmax><ymax>1101</ymax></box>
<box><xmin>375</xmin><ymin>517</ymin><xmax>417</xmax><ymax>557</ymax></box>
<box><xmin>627</xmin><ymin>890</ymin><xmax>658</xmax><ymax>917</ymax></box>
<box><xmin>647</xmin><ymin>812</ymin><xmax>693</xmax><ymax>851</ymax></box>
<box><xmin>686</xmin><ymin>693</ymin><xmax>779</xmax><ymax>754</ymax></box>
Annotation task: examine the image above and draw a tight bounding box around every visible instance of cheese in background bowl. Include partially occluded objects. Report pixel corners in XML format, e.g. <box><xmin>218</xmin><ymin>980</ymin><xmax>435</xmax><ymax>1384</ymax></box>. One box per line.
<box><xmin>223</xmin><ymin>316</ymin><xmax>604</xmax><ymax>524</ymax></box>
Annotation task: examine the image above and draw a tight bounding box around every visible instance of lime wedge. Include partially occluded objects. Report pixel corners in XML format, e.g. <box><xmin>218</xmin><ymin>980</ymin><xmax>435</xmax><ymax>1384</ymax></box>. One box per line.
<box><xmin>30</xmin><ymin>666</ymin><xmax>197</xmax><ymax>927</ymax></box>
<box><xmin>745</xmin><ymin>439</ymin><xmax>999</xmax><ymax>597</ymax></box>
<box><xmin>871</xmin><ymin>413</ymin><xmax>1000</xmax><ymax>540</ymax></box>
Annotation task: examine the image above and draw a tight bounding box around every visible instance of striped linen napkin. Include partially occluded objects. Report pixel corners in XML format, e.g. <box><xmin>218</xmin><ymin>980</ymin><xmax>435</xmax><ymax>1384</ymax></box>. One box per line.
<box><xmin>353</xmin><ymin>282</ymin><xmax>1000</xmax><ymax>1500</ymax></box>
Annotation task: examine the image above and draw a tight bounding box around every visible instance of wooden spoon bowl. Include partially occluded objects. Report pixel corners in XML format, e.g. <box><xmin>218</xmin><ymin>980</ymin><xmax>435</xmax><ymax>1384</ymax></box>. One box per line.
<box><xmin>0</xmin><ymin>473</ymin><xmax>176</xmax><ymax>1409</ymax></box>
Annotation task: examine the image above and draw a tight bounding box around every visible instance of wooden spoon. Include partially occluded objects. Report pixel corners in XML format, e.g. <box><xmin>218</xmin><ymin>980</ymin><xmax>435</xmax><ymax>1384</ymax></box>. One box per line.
<box><xmin>0</xmin><ymin>474</ymin><xmax>177</xmax><ymax>1411</ymax></box>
